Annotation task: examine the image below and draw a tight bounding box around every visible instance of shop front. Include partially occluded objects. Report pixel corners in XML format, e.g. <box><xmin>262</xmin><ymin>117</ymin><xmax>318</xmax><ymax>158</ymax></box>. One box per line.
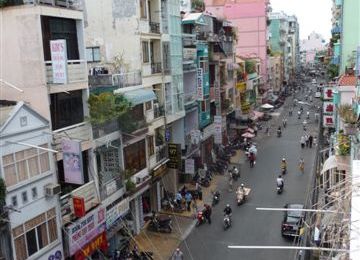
<box><xmin>106</xmin><ymin>198</ymin><xmax>130</xmax><ymax>255</ymax></box>
<box><xmin>65</xmin><ymin>206</ymin><xmax>106</xmax><ymax>259</ymax></box>
<box><xmin>151</xmin><ymin>161</ymin><xmax>171</xmax><ymax>211</ymax></box>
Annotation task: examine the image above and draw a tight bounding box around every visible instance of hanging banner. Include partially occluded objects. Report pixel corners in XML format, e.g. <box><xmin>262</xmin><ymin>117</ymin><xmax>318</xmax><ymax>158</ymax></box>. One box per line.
<box><xmin>323</xmin><ymin>102</ymin><xmax>334</xmax><ymax>114</ymax></box>
<box><xmin>323</xmin><ymin>114</ymin><xmax>335</xmax><ymax>128</ymax></box>
<box><xmin>168</xmin><ymin>143</ymin><xmax>181</xmax><ymax>169</ymax></box>
<box><xmin>184</xmin><ymin>159</ymin><xmax>195</xmax><ymax>174</ymax></box>
<box><xmin>50</xmin><ymin>39</ymin><xmax>68</xmax><ymax>84</ymax></box>
<box><xmin>197</xmin><ymin>68</ymin><xmax>204</xmax><ymax>101</ymax></box>
<box><xmin>213</xmin><ymin>116</ymin><xmax>222</xmax><ymax>144</ymax></box>
<box><xmin>61</xmin><ymin>139</ymin><xmax>84</xmax><ymax>185</ymax></box>
<box><xmin>106</xmin><ymin>198</ymin><xmax>130</xmax><ymax>229</ymax></box>
<box><xmin>323</xmin><ymin>87</ymin><xmax>333</xmax><ymax>100</ymax></box>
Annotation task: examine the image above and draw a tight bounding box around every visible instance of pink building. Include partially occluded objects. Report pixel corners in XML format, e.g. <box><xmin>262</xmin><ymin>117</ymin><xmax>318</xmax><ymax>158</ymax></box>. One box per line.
<box><xmin>205</xmin><ymin>0</ymin><xmax>268</xmax><ymax>89</ymax></box>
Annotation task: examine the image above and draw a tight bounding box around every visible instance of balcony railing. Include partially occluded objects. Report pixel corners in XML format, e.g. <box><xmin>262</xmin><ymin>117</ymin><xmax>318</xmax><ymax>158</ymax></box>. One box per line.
<box><xmin>99</xmin><ymin>173</ymin><xmax>123</xmax><ymax>200</ymax></box>
<box><xmin>151</xmin><ymin>62</ymin><xmax>162</xmax><ymax>74</ymax></box>
<box><xmin>89</xmin><ymin>70</ymin><xmax>142</xmax><ymax>88</ymax></box>
<box><xmin>92</xmin><ymin>119</ymin><xmax>119</xmax><ymax>139</ymax></box>
<box><xmin>53</xmin><ymin>122</ymin><xmax>92</xmax><ymax>151</ymax></box>
<box><xmin>45</xmin><ymin>60</ymin><xmax>87</xmax><ymax>85</ymax></box>
<box><xmin>149</xmin><ymin>21</ymin><xmax>160</xmax><ymax>34</ymax></box>
<box><xmin>5</xmin><ymin>0</ymin><xmax>83</xmax><ymax>10</ymax></box>
<box><xmin>183</xmin><ymin>63</ymin><xmax>197</xmax><ymax>71</ymax></box>
<box><xmin>156</xmin><ymin>145</ymin><xmax>167</xmax><ymax>162</ymax></box>
<box><xmin>154</xmin><ymin>105</ymin><xmax>165</xmax><ymax>118</ymax></box>
<box><xmin>182</xmin><ymin>34</ymin><xmax>197</xmax><ymax>46</ymax></box>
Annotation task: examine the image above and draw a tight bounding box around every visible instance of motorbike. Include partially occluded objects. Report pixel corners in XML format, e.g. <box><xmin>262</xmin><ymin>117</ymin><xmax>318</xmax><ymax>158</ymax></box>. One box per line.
<box><xmin>236</xmin><ymin>186</ymin><xmax>250</xmax><ymax>206</ymax></box>
<box><xmin>277</xmin><ymin>129</ymin><xmax>282</xmax><ymax>137</ymax></box>
<box><xmin>277</xmin><ymin>184</ymin><xmax>283</xmax><ymax>194</ymax></box>
<box><xmin>281</xmin><ymin>167</ymin><xmax>287</xmax><ymax>175</ymax></box>
<box><xmin>298</xmin><ymin>112</ymin><xmax>301</xmax><ymax>119</ymax></box>
<box><xmin>148</xmin><ymin>214</ymin><xmax>172</xmax><ymax>233</ymax></box>
<box><xmin>196</xmin><ymin>210</ymin><xmax>206</xmax><ymax>227</ymax></box>
<box><xmin>231</xmin><ymin>167</ymin><xmax>240</xmax><ymax>181</ymax></box>
<box><xmin>306</xmin><ymin>112</ymin><xmax>310</xmax><ymax>119</ymax></box>
<box><xmin>212</xmin><ymin>191</ymin><xmax>220</xmax><ymax>206</ymax></box>
<box><xmin>223</xmin><ymin>214</ymin><xmax>232</xmax><ymax>230</ymax></box>
<box><xmin>283</xmin><ymin>121</ymin><xmax>287</xmax><ymax>128</ymax></box>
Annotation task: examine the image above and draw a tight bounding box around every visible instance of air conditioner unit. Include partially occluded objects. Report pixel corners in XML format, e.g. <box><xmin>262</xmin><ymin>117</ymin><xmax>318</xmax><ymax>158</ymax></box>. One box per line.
<box><xmin>44</xmin><ymin>183</ymin><xmax>61</xmax><ymax>197</ymax></box>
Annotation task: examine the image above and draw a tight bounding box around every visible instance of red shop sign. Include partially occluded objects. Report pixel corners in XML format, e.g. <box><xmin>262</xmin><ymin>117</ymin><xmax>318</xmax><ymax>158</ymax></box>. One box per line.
<box><xmin>74</xmin><ymin>232</ymin><xmax>108</xmax><ymax>260</ymax></box>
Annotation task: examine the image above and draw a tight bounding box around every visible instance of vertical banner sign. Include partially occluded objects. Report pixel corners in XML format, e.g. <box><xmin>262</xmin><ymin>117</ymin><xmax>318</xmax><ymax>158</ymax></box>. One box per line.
<box><xmin>184</xmin><ymin>159</ymin><xmax>195</xmax><ymax>174</ymax></box>
<box><xmin>61</xmin><ymin>139</ymin><xmax>84</xmax><ymax>185</ymax></box>
<box><xmin>213</xmin><ymin>115</ymin><xmax>222</xmax><ymax>144</ymax></box>
<box><xmin>50</xmin><ymin>39</ymin><xmax>68</xmax><ymax>84</ymax></box>
<box><xmin>322</xmin><ymin>86</ymin><xmax>334</xmax><ymax>128</ymax></box>
<box><xmin>167</xmin><ymin>143</ymin><xmax>181</xmax><ymax>169</ymax></box>
<box><xmin>197</xmin><ymin>68</ymin><xmax>204</xmax><ymax>100</ymax></box>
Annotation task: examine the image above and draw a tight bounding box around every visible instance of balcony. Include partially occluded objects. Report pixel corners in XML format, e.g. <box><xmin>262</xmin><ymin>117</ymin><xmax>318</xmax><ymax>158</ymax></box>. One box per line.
<box><xmin>151</xmin><ymin>62</ymin><xmax>162</xmax><ymax>74</ymax></box>
<box><xmin>184</xmin><ymin>91</ymin><xmax>197</xmax><ymax>105</ymax></box>
<box><xmin>5</xmin><ymin>0</ymin><xmax>83</xmax><ymax>10</ymax></box>
<box><xmin>331</xmin><ymin>26</ymin><xmax>342</xmax><ymax>35</ymax></box>
<box><xmin>89</xmin><ymin>70</ymin><xmax>142</xmax><ymax>88</ymax></box>
<box><xmin>92</xmin><ymin>119</ymin><xmax>119</xmax><ymax>139</ymax></box>
<box><xmin>53</xmin><ymin>122</ymin><xmax>92</xmax><ymax>152</ymax></box>
<box><xmin>45</xmin><ymin>60</ymin><xmax>87</xmax><ymax>85</ymax></box>
<box><xmin>182</xmin><ymin>33</ymin><xmax>197</xmax><ymax>47</ymax></box>
<box><xmin>99</xmin><ymin>173</ymin><xmax>123</xmax><ymax>200</ymax></box>
<box><xmin>149</xmin><ymin>21</ymin><xmax>160</xmax><ymax>34</ymax></box>
<box><xmin>183</xmin><ymin>62</ymin><xmax>197</xmax><ymax>72</ymax></box>
<box><xmin>154</xmin><ymin>105</ymin><xmax>165</xmax><ymax>118</ymax></box>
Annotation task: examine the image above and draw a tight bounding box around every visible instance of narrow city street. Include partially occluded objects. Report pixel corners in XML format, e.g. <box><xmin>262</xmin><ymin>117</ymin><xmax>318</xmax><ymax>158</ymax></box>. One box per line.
<box><xmin>179</xmin><ymin>81</ymin><xmax>322</xmax><ymax>260</ymax></box>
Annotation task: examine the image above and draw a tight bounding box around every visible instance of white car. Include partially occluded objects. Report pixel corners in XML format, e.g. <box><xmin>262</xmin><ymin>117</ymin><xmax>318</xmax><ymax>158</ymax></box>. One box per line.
<box><xmin>315</xmin><ymin>92</ymin><xmax>321</xmax><ymax>98</ymax></box>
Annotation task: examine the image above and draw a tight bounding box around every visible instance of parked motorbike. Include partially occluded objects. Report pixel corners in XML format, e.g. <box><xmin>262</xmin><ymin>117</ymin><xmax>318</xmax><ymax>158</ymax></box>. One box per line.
<box><xmin>212</xmin><ymin>190</ymin><xmax>220</xmax><ymax>206</ymax></box>
<box><xmin>196</xmin><ymin>210</ymin><xmax>206</xmax><ymax>227</ymax></box>
<box><xmin>223</xmin><ymin>214</ymin><xmax>232</xmax><ymax>230</ymax></box>
<box><xmin>148</xmin><ymin>214</ymin><xmax>172</xmax><ymax>233</ymax></box>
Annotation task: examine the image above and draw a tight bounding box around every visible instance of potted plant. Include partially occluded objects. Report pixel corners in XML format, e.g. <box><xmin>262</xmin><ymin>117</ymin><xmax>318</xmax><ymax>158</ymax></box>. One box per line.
<box><xmin>338</xmin><ymin>104</ymin><xmax>358</xmax><ymax>135</ymax></box>
<box><xmin>125</xmin><ymin>179</ymin><xmax>136</xmax><ymax>193</ymax></box>
<box><xmin>336</xmin><ymin>133</ymin><xmax>351</xmax><ymax>156</ymax></box>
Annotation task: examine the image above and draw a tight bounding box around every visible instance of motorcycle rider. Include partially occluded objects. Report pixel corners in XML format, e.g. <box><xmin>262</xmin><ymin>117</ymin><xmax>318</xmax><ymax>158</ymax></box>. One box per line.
<box><xmin>277</xmin><ymin>126</ymin><xmax>282</xmax><ymax>137</ymax></box>
<box><xmin>224</xmin><ymin>204</ymin><xmax>232</xmax><ymax>216</ymax></box>
<box><xmin>276</xmin><ymin>175</ymin><xmax>284</xmax><ymax>189</ymax></box>
<box><xmin>298</xmin><ymin>110</ymin><xmax>301</xmax><ymax>119</ymax></box>
<box><xmin>280</xmin><ymin>158</ymin><xmax>287</xmax><ymax>174</ymax></box>
<box><xmin>306</xmin><ymin>111</ymin><xmax>310</xmax><ymax>119</ymax></box>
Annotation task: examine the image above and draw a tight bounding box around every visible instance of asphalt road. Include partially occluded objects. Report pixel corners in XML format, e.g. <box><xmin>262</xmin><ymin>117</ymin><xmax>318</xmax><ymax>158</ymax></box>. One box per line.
<box><xmin>179</xmin><ymin>81</ymin><xmax>322</xmax><ymax>260</ymax></box>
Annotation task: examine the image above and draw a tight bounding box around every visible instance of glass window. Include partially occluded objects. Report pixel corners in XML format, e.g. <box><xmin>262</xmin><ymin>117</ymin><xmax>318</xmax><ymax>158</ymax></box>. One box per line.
<box><xmin>140</xmin><ymin>0</ymin><xmax>147</xmax><ymax>19</ymax></box>
<box><xmin>201</xmin><ymin>100</ymin><xmax>206</xmax><ymax>112</ymax></box>
<box><xmin>14</xmin><ymin>236</ymin><xmax>27</xmax><ymax>260</ymax></box>
<box><xmin>22</xmin><ymin>191</ymin><xmax>28</xmax><ymax>204</ymax></box>
<box><xmin>47</xmin><ymin>218</ymin><xmax>58</xmax><ymax>243</ymax></box>
<box><xmin>32</xmin><ymin>187</ymin><xmax>38</xmax><ymax>199</ymax></box>
<box><xmin>25</xmin><ymin>229</ymin><xmax>37</xmax><ymax>256</ymax></box>
<box><xmin>142</xmin><ymin>41</ymin><xmax>149</xmax><ymax>63</ymax></box>
<box><xmin>124</xmin><ymin>140</ymin><xmax>146</xmax><ymax>173</ymax></box>
<box><xmin>11</xmin><ymin>196</ymin><xmax>17</xmax><ymax>207</ymax></box>
<box><xmin>86</xmin><ymin>47</ymin><xmax>101</xmax><ymax>62</ymax></box>
<box><xmin>145</xmin><ymin>101</ymin><xmax>152</xmax><ymax>111</ymax></box>
<box><xmin>147</xmin><ymin>135</ymin><xmax>154</xmax><ymax>156</ymax></box>
<box><xmin>37</xmin><ymin>223</ymin><xmax>48</xmax><ymax>249</ymax></box>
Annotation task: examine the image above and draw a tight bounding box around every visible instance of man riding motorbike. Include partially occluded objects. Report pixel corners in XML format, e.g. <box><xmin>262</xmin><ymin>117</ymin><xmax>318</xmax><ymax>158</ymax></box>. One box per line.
<box><xmin>277</xmin><ymin>126</ymin><xmax>282</xmax><ymax>137</ymax></box>
<box><xmin>224</xmin><ymin>204</ymin><xmax>232</xmax><ymax>216</ymax></box>
<box><xmin>276</xmin><ymin>175</ymin><xmax>284</xmax><ymax>193</ymax></box>
<box><xmin>280</xmin><ymin>158</ymin><xmax>287</xmax><ymax>174</ymax></box>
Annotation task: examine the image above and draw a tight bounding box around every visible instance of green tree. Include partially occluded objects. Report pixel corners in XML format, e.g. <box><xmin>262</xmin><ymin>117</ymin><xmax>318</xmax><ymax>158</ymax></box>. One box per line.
<box><xmin>245</xmin><ymin>60</ymin><xmax>256</xmax><ymax>74</ymax></box>
<box><xmin>327</xmin><ymin>64</ymin><xmax>339</xmax><ymax>80</ymax></box>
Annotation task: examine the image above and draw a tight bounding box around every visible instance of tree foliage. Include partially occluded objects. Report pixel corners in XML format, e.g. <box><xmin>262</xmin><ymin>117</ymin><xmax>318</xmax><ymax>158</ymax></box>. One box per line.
<box><xmin>327</xmin><ymin>64</ymin><xmax>339</xmax><ymax>80</ymax></box>
<box><xmin>0</xmin><ymin>178</ymin><xmax>6</xmax><ymax>209</ymax></box>
<box><xmin>245</xmin><ymin>60</ymin><xmax>256</xmax><ymax>74</ymax></box>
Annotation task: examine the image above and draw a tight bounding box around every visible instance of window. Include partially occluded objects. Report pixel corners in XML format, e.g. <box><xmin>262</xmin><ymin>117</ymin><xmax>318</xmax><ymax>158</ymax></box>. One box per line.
<box><xmin>11</xmin><ymin>196</ymin><xmax>17</xmax><ymax>207</ymax></box>
<box><xmin>147</xmin><ymin>136</ymin><xmax>154</xmax><ymax>157</ymax></box>
<box><xmin>50</xmin><ymin>90</ymin><xmax>84</xmax><ymax>130</ymax></box>
<box><xmin>2</xmin><ymin>145</ymin><xmax>51</xmax><ymax>188</ymax></box>
<box><xmin>145</xmin><ymin>101</ymin><xmax>152</xmax><ymax>111</ymax></box>
<box><xmin>199</xmin><ymin>57</ymin><xmax>209</xmax><ymax>74</ymax></box>
<box><xmin>124</xmin><ymin>140</ymin><xmax>146</xmax><ymax>173</ymax></box>
<box><xmin>140</xmin><ymin>0</ymin><xmax>147</xmax><ymax>19</ymax></box>
<box><xmin>86</xmin><ymin>47</ymin><xmax>101</xmax><ymax>62</ymax></box>
<box><xmin>13</xmin><ymin>208</ymin><xmax>58</xmax><ymax>259</ymax></box>
<box><xmin>201</xmin><ymin>100</ymin><xmax>207</xmax><ymax>112</ymax></box>
<box><xmin>32</xmin><ymin>187</ymin><xmax>38</xmax><ymax>199</ymax></box>
<box><xmin>142</xmin><ymin>41</ymin><xmax>150</xmax><ymax>63</ymax></box>
<box><xmin>21</xmin><ymin>191</ymin><xmax>28</xmax><ymax>204</ymax></box>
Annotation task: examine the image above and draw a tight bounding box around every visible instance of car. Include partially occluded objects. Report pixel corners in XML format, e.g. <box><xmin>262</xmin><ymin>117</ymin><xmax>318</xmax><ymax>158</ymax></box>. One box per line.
<box><xmin>281</xmin><ymin>203</ymin><xmax>305</xmax><ymax>237</ymax></box>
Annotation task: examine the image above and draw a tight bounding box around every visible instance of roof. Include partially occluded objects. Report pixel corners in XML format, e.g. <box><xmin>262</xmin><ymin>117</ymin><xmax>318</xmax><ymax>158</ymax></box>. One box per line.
<box><xmin>338</xmin><ymin>75</ymin><xmax>357</xmax><ymax>86</ymax></box>
<box><xmin>182</xmin><ymin>13</ymin><xmax>206</xmax><ymax>25</ymax></box>
<box><xmin>0</xmin><ymin>105</ymin><xmax>16</xmax><ymax>127</ymax></box>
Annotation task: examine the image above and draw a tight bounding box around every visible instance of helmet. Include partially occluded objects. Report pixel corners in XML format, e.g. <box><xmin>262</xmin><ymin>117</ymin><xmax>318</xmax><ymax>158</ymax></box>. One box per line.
<box><xmin>282</xmin><ymin>158</ymin><xmax>286</xmax><ymax>161</ymax></box>
<box><xmin>278</xmin><ymin>175</ymin><xmax>282</xmax><ymax>178</ymax></box>
<box><xmin>241</xmin><ymin>183</ymin><xmax>244</xmax><ymax>187</ymax></box>
<box><xmin>226</xmin><ymin>204</ymin><xmax>230</xmax><ymax>207</ymax></box>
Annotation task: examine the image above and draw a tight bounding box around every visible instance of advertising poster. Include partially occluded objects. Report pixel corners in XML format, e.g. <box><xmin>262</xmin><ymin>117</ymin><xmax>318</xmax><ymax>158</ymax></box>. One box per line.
<box><xmin>50</xmin><ymin>39</ymin><xmax>68</xmax><ymax>84</ymax></box>
<box><xmin>168</xmin><ymin>143</ymin><xmax>181</xmax><ymax>169</ymax></box>
<box><xmin>185</xmin><ymin>159</ymin><xmax>195</xmax><ymax>174</ymax></box>
<box><xmin>61</xmin><ymin>139</ymin><xmax>84</xmax><ymax>185</ymax></box>
<box><xmin>197</xmin><ymin>68</ymin><xmax>204</xmax><ymax>101</ymax></box>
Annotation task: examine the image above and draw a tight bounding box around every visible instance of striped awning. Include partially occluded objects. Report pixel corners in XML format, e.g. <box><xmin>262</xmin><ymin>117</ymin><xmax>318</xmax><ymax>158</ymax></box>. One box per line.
<box><xmin>123</xmin><ymin>89</ymin><xmax>157</xmax><ymax>106</ymax></box>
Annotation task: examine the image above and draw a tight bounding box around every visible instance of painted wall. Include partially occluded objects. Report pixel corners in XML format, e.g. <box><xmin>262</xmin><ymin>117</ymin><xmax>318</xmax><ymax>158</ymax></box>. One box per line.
<box><xmin>269</xmin><ymin>19</ymin><xmax>281</xmax><ymax>52</ymax></box>
<box><xmin>205</xmin><ymin>0</ymin><xmax>268</xmax><ymax>85</ymax></box>
<box><xmin>340</xmin><ymin>0</ymin><xmax>360</xmax><ymax>73</ymax></box>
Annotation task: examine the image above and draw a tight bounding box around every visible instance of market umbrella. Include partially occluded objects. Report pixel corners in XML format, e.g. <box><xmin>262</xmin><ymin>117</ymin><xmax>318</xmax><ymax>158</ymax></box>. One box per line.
<box><xmin>241</xmin><ymin>132</ymin><xmax>255</xmax><ymax>138</ymax></box>
<box><xmin>261</xmin><ymin>103</ymin><xmax>274</xmax><ymax>109</ymax></box>
<box><xmin>246</xmin><ymin>128</ymin><xmax>255</xmax><ymax>133</ymax></box>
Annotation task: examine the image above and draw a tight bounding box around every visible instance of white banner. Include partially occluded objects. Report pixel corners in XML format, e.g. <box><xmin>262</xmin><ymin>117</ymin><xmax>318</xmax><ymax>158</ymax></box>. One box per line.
<box><xmin>185</xmin><ymin>159</ymin><xmax>195</xmax><ymax>174</ymax></box>
<box><xmin>197</xmin><ymin>68</ymin><xmax>204</xmax><ymax>101</ymax></box>
<box><xmin>62</xmin><ymin>139</ymin><xmax>84</xmax><ymax>185</ymax></box>
<box><xmin>323</xmin><ymin>101</ymin><xmax>334</xmax><ymax>114</ymax></box>
<box><xmin>106</xmin><ymin>198</ymin><xmax>130</xmax><ymax>229</ymax></box>
<box><xmin>50</xmin><ymin>39</ymin><xmax>68</xmax><ymax>84</ymax></box>
<box><xmin>323</xmin><ymin>87</ymin><xmax>333</xmax><ymax>100</ymax></box>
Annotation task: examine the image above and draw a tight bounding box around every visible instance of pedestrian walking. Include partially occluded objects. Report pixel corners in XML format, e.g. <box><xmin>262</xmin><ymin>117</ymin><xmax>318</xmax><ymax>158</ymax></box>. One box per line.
<box><xmin>300</xmin><ymin>135</ymin><xmax>306</xmax><ymax>148</ymax></box>
<box><xmin>299</xmin><ymin>158</ymin><xmax>305</xmax><ymax>174</ymax></box>
<box><xmin>185</xmin><ymin>191</ymin><xmax>192</xmax><ymax>211</ymax></box>
<box><xmin>309</xmin><ymin>135</ymin><xmax>313</xmax><ymax>148</ymax></box>
<box><xmin>305</xmin><ymin>134</ymin><xmax>309</xmax><ymax>147</ymax></box>
<box><xmin>172</xmin><ymin>248</ymin><xmax>184</xmax><ymax>260</ymax></box>
<box><xmin>175</xmin><ymin>191</ymin><xmax>182</xmax><ymax>206</ymax></box>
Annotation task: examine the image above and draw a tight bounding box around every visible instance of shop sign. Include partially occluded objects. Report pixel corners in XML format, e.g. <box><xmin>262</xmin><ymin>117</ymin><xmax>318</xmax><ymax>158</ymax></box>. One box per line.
<box><xmin>197</xmin><ymin>68</ymin><xmax>204</xmax><ymax>101</ymax></box>
<box><xmin>190</xmin><ymin>130</ymin><xmax>201</xmax><ymax>145</ymax></box>
<box><xmin>214</xmin><ymin>80</ymin><xmax>221</xmax><ymax>105</ymax></box>
<box><xmin>106</xmin><ymin>198</ymin><xmax>130</xmax><ymax>229</ymax></box>
<box><xmin>168</xmin><ymin>143</ymin><xmax>181</xmax><ymax>169</ymax></box>
<box><xmin>213</xmin><ymin>116</ymin><xmax>222</xmax><ymax>144</ymax></box>
<box><xmin>71</xmin><ymin>181</ymin><xmax>100</xmax><ymax>213</ymax></box>
<box><xmin>73</xmin><ymin>197</ymin><xmax>85</xmax><ymax>218</ymax></box>
<box><xmin>106</xmin><ymin>180</ymin><xmax>117</xmax><ymax>197</ymax></box>
<box><xmin>152</xmin><ymin>163</ymin><xmax>167</xmax><ymax>180</ymax></box>
<box><xmin>185</xmin><ymin>159</ymin><xmax>195</xmax><ymax>174</ymax></box>
<box><xmin>74</xmin><ymin>232</ymin><xmax>108</xmax><ymax>260</ymax></box>
<box><xmin>67</xmin><ymin>206</ymin><xmax>106</xmax><ymax>256</ymax></box>
<box><xmin>183</xmin><ymin>48</ymin><xmax>197</xmax><ymax>60</ymax></box>
<box><xmin>236</xmin><ymin>82</ymin><xmax>246</xmax><ymax>93</ymax></box>
<box><xmin>50</xmin><ymin>39</ymin><xmax>68</xmax><ymax>84</ymax></box>
<box><xmin>323</xmin><ymin>102</ymin><xmax>334</xmax><ymax>114</ymax></box>
<box><xmin>323</xmin><ymin>87</ymin><xmax>333</xmax><ymax>100</ymax></box>
<box><xmin>323</xmin><ymin>114</ymin><xmax>335</xmax><ymax>128</ymax></box>
<box><xmin>62</xmin><ymin>139</ymin><xmax>84</xmax><ymax>185</ymax></box>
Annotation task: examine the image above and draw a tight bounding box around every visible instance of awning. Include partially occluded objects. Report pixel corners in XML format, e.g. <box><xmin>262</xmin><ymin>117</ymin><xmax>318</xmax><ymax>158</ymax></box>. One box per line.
<box><xmin>123</xmin><ymin>89</ymin><xmax>157</xmax><ymax>106</ymax></box>
<box><xmin>250</xmin><ymin>111</ymin><xmax>264</xmax><ymax>121</ymax></box>
<box><xmin>182</xmin><ymin>13</ymin><xmax>207</xmax><ymax>25</ymax></box>
<box><xmin>320</xmin><ymin>155</ymin><xmax>351</xmax><ymax>174</ymax></box>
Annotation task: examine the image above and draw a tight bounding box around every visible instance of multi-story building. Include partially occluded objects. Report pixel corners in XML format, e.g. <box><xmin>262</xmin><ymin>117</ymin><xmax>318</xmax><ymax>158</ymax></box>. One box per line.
<box><xmin>84</xmin><ymin>1</ymin><xmax>185</xmax><ymax>251</ymax></box>
<box><xmin>205</xmin><ymin>0</ymin><xmax>269</xmax><ymax>97</ymax></box>
<box><xmin>268</xmin><ymin>55</ymin><xmax>282</xmax><ymax>94</ymax></box>
<box><xmin>329</xmin><ymin>0</ymin><xmax>343</xmax><ymax>68</ymax></box>
<box><xmin>301</xmin><ymin>31</ymin><xmax>327</xmax><ymax>65</ymax></box>
<box><xmin>0</xmin><ymin>101</ymin><xmax>63</xmax><ymax>260</ymax></box>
